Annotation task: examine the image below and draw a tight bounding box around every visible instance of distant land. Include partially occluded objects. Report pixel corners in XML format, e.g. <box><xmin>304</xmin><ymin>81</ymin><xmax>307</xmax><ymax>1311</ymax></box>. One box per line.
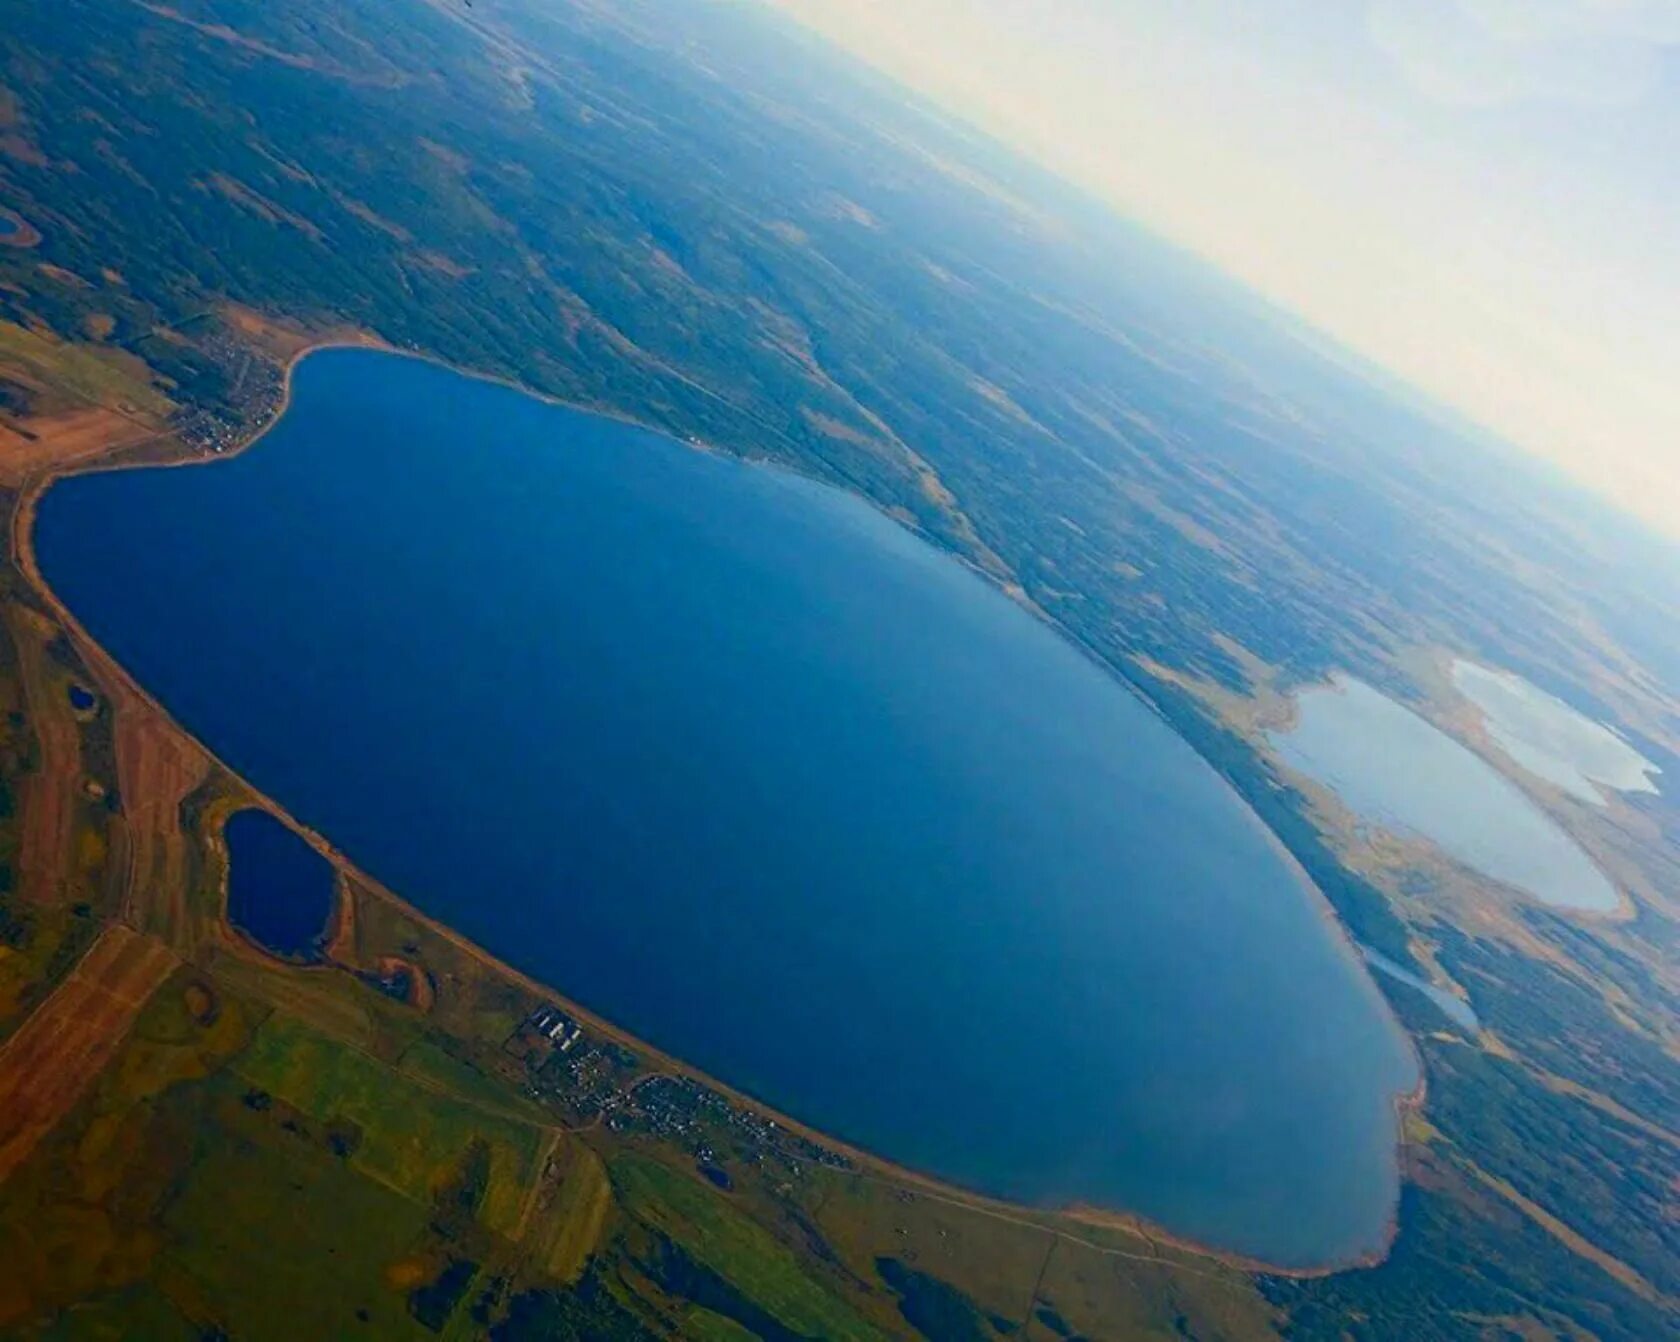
<box><xmin>0</xmin><ymin>1</ymin><xmax>1675</xmax><ymax>1339</ymax></box>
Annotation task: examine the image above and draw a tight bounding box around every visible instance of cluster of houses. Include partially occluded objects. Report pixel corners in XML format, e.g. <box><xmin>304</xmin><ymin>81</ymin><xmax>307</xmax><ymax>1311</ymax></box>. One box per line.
<box><xmin>528</xmin><ymin>1004</ymin><xmax>583</xmax><ymax>1054</ymax></box>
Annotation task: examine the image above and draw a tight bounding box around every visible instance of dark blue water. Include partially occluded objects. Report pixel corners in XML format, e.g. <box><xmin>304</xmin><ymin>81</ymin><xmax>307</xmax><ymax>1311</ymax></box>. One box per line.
<box><xmin>0</xmin><ymin>215</ymin><xmax>18</xmax><ymax>239</ymax></box>
<box><xmin>223</xmin><ymin>807</ymin><xmax>337</xmax><ymax>958</ymax></box>
<box><xmin>66</xmin><ymin>684</ymin><xmax>96</xmax><ymax>712</ymax></box>
<box><xmin>37</xmin><ymin>349</ymin><xmax>1414</xmax><ymax>1266</ymax></box>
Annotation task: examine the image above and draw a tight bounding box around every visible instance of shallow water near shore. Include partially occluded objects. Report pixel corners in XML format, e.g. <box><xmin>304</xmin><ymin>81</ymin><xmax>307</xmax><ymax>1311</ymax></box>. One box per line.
<box><xmin>36</xmin><ymin>348</ymin><xmax>1416</xmax><ymax>1267</ymax></box>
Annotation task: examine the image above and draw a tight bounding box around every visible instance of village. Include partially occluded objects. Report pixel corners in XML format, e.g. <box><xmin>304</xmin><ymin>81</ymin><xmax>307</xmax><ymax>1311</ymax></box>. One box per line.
<box><xmin>505</xmin><ymin>1003</ymin><xmax>852</xmax><ymax>1183</ymax></box>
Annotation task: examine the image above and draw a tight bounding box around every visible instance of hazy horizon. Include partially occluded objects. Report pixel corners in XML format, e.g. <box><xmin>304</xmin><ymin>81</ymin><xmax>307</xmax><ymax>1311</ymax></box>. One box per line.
<box><xmin>766</xmin><ymin>0</ymin><xmax>1680</xmax><ymax>541</ymax></box>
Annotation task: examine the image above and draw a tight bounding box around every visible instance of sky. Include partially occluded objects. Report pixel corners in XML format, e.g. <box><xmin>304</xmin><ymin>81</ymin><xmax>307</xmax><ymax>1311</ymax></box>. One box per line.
<box><xmin>765</xmin><ymin>0</ymin><xmax>1680</xmax><ymax>537</ymax></box>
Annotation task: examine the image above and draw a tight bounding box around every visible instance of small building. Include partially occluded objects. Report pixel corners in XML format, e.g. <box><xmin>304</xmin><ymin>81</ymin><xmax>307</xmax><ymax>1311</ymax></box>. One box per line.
<box><xmin>529</xmin><ymin>1005</ymin><xmax>583</xmax><ymax>1052</ymax></box>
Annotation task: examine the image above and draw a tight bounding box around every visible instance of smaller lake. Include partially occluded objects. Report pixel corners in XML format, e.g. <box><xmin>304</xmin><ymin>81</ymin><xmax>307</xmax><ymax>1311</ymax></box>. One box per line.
<box><xmin>1452</xmin><ymin>660</ymin><xmax>1661</xmax><ymax>806</ymax></box>
<box><xmin>1271</xmin><ymin>676</ymin><xmax>1620</xmax><ymax>913</ymax></box>
<box><xmin>1361</xmin><ymin>948</ymin><xmax>1478</xmax><ymax>1032</ymax></box>
<box><xmin>225</xmin><ymin>808</ymin><xmax>338</xmax><ymax>958</ymax></box>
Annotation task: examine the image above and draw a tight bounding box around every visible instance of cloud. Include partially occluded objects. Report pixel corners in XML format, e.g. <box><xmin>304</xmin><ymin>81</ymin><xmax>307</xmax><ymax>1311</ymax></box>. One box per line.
<box><xmin>1367</xmin><ymin>0</ymin><xmax>1680</xmax><ymax>106</ymax></box>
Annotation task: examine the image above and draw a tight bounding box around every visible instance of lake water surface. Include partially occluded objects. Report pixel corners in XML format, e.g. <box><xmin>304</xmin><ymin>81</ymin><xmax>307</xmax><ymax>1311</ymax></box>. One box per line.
<box><xmin>1451</xmin><ymin>660</ymin><xmax>1661</xmax><ymax>805</ymax></box>
<box><xmin>0</xmin><ymin>215</ymin><xmax>18</xmax><ymax>239</ymax></box>
<box><xmin>1272</xmin><ymin>676</ymin><xmax>1620</xmax><ymax>913</ymax></box>
<box><xmin>36</xmin><ymin>349</ymin><xmax>1415</xmax><ymax>1266</ymax></box>
<box><xmin>224</xmin><ymin>808</ymin><xmax>337</xmax><ymax>958</ymax></box>
<box><xmin>1360</xmin><ymin>948</ymin><xmax>1478</xmax><ymax>1033</ymax></box>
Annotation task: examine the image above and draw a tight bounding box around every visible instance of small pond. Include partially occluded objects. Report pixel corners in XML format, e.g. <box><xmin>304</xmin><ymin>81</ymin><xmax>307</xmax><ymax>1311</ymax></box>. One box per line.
<box><xmin>224</xmin><ymin>808</ymin><xmax>338</xmax><ymax>959</ymax></box>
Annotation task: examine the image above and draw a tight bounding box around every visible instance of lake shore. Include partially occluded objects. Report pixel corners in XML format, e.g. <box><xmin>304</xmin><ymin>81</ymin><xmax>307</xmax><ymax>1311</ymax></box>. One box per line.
<box><xmin>10</xmin><ymin>328</ymin><xmax>1417</xmax><ymax>1278</ymax></box>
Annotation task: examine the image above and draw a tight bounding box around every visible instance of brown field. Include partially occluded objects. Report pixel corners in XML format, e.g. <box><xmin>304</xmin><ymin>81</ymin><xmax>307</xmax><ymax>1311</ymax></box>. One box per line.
<box><xmin>220</xmin><ymin>304</ymin><xmax>328</xmax><ymax>360</ymax></box>
<box><xmin>0</xmin><ymin>208</ymin><xmax>39</xmax><ymax>249</ymax></box>
<box><xmin>135</xmin><ymin>3</ymin><xmax>411</xmax><ymax>88</ymax></box>
<box><xmin>0</xmin><ymin>923</ymin><xmax>176</xmax><ymax>1185</ymax></box>
<box><xmin>0</xmin><ymin>406</ymin><xmax>164</xmax><ymax>487</ymax></box>
<box><xmin>113</xmin><ymin>701</ymin><xmax>209</xmax><ymax>941</ymax></box>
<box><xmin>8</xmin><ymin>605</ymin><xmax>80</xmax><ymax>906</ymax></box>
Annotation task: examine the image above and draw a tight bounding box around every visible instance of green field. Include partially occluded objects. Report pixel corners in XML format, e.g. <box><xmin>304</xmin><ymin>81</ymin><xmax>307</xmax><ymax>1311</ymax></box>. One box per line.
<box><xmin>235</xmin><ymin>1013</ymin><xmax>546</xmax><ymax>1237</ymax></box>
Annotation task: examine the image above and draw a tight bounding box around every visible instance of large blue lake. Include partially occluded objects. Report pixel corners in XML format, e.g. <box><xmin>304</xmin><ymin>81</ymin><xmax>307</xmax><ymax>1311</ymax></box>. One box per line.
<box><xmin>37</xmin><ymin>349</ymin><xmax>1414</xmax><ymax>1266</ymax></box>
